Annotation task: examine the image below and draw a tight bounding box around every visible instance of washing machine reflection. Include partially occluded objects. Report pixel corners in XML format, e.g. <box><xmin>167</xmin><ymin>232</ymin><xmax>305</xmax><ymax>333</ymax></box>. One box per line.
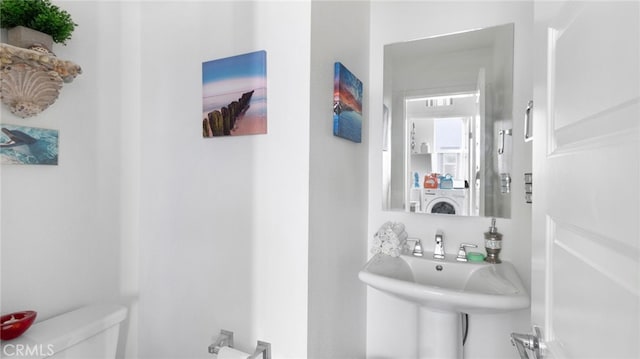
<box><xmin>422</xmin><ymin>188</ymin><xmax>469</xmax><ymax>215</ymax></box>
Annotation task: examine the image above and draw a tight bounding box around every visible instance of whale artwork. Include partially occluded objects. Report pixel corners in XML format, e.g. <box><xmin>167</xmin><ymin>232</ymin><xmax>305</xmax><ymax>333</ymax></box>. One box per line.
<box><xmin>0</xmin><ymin>125</ymin><xmax>58</xmax><ymax>165</ymax></box>
<box><xmin>202</xmin><ymin>50</ymin><xmax>267</xmax><ymax>137</ymax></box>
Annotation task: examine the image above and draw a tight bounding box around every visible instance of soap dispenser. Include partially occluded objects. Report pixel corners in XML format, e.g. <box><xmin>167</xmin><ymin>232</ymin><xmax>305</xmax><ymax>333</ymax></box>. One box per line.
<box><xmin>484</xmin><ymin>218</ymin><xmax>502</xmax><ymax>263</ymax></box>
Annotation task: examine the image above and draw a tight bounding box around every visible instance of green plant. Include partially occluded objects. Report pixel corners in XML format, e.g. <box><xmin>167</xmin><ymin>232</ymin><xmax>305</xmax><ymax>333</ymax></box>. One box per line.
<box><xmin>0</xmin><ymin>0</ymin><xmax>77</xmax><ymax>44</ymax></box>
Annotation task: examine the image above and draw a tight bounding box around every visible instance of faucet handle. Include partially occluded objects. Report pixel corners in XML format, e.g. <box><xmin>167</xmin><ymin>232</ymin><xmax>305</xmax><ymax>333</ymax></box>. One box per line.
<box><xmin>412</xmin><ymin>240</ymin><xmax>424</xmax><ymax>257</ymax></box>
<box><xmin>456</xmin><ymin>243</ymin><xmax>478</xmax><ymax>262</ymax></box>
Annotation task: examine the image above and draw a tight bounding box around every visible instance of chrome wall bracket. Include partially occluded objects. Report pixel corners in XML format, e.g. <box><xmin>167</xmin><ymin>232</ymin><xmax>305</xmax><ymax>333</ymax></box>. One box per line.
<box><xmin>208</xmin><ymin>329</ymin><xmax>235</xmax><ymax>354</ymax></box>
<box><xmin>208</xmin><ymin>329</ymin><xmax>271</xmax><ymax>359</ymax></box>
<box><xmin>248</xmin><ymin>341</ymin><xmax>271</xmax><ymax>359</ymax></box>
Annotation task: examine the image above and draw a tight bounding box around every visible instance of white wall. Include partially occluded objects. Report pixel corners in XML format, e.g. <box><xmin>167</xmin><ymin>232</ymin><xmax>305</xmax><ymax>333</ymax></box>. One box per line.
<box><xmin>368</xmin><ymin>2</ymin><xmax>533</xmax><ymax>358</ymax></box>
<box><xmin>137</xmin><ymin>1</ymin><xmax>310</xmax><ymax>358</ymax></box>
<box><xmin>308</xmin><ymin>1</ymin><xmax>369</xmax><ymax>358</ymax></box>
<box><xmin>0</xmin><ymin>1</ymin><xmax>140</xmax><ymax>358</ymax></box>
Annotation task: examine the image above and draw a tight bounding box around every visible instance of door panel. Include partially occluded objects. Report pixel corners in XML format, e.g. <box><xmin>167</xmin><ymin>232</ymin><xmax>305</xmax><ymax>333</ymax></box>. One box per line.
<box><xmin>532</xmin><ymin>1</ymin><xmax>639</xmax><ymax>358</ymax></box>
<box><xmin>553</xmin><ymin>3</ymin><xmax>639</xmax><ymax>130</ymax></box>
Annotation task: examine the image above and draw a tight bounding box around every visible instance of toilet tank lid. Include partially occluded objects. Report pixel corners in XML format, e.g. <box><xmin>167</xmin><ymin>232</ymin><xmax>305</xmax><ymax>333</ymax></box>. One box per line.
<box><xmin>4</xmin><ymin>304</ymin><xmax>127</xmax><ymax>356</ymax></box>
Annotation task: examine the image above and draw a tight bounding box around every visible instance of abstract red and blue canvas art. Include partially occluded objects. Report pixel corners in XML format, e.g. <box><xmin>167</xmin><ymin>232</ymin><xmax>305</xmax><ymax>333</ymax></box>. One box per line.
<box><xmin>333</xmin><ymin>62</ymin><xmax>363</xmax><ymax>143</ymax></box>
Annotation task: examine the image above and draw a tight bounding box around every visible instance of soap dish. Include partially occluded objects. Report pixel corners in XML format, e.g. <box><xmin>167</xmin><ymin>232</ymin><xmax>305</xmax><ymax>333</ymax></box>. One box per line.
<box><xmin>467</xmin><ymin>252</ymin><xmax>485</xmax><ymax>262</ymax></box>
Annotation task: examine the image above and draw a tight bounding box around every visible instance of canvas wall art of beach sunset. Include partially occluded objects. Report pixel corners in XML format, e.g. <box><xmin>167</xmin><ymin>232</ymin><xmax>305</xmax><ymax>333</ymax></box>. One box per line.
<box><xmin>333</xmin><ymin>62</ymin><xmax>363</xmax><ymax>143</ymax></box>
<box><xmin>202</xmin><ymin>50</ymin><xmax>267</xmax><ymax>137</ymax></box>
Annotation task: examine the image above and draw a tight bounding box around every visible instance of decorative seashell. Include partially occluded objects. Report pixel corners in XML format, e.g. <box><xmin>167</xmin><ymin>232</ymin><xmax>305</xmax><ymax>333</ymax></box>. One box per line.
<box><xmin>1</xmin><ymin>64</ymin><xmax>63</xmax><ymax>118</ymax></box>
<box><xmin>28</xmin><ymin>43</ymin><xmax>55</xmax><ymax>56</ymax></box>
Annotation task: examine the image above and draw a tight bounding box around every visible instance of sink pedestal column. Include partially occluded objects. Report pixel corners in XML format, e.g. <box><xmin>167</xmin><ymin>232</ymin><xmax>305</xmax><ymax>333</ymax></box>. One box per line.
<box><xmin>418</xmin><ymin>307</ymin><xmax>462</xmax><ymax>359</ymax></box>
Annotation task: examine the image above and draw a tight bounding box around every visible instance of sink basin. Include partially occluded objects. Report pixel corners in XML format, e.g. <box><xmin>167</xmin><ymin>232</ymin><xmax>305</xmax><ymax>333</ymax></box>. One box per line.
<box><xmin>359</xmin><ymin>253</ymin><xmax>530</xmax><ymax>314</ymax></box>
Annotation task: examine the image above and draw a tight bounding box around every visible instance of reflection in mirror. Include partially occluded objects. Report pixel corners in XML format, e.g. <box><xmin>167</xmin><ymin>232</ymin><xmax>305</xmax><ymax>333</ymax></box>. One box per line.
<box><xmin>382</xmin><ymin>23</ymin><xmax>514</xmax><ymax>218</ymax></box>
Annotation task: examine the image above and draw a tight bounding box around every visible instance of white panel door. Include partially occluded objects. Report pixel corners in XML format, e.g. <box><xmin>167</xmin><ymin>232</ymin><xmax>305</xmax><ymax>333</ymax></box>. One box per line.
<box><xmin>532</xmin><ymin>1</ymin><xmax>639</xmax><ymax>358</ymax></box>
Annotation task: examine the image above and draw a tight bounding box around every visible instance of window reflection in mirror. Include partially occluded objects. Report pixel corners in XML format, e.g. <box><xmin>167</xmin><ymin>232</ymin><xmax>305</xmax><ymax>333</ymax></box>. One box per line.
<box><xmin>382</xmin><ymin>23</ymin><xmax>514</xmax><ymax>218</ymax></box>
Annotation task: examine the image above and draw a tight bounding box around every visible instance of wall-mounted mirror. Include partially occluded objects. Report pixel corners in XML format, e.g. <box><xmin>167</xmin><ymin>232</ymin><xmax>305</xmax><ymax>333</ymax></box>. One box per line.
<box><xmin>382</xmin><ymin>23</ymin><xmax>514</xmax><ymax>218</ymax></box>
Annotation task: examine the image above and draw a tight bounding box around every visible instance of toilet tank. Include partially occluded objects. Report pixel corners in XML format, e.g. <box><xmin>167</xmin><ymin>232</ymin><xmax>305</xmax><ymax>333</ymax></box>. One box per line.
<box><xmin>1</xmin><ymin>304</ymin><xmax>127</xmax><ymax>359</ymax></box>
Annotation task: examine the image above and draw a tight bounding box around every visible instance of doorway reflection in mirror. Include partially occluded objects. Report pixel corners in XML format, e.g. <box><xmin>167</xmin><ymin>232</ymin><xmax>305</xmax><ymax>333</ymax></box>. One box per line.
<box><xmin>407</xmin><ymin>92</ymin><xmax>478</xmax><ymax>216</ymax></box>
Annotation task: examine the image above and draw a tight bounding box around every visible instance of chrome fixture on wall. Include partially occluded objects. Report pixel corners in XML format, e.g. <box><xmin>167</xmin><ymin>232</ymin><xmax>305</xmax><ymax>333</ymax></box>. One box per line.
<box><xmin>524</xmin><ymin>100</ymin><xmax>534</xmax><ymax>142</ymax></box>
<box><xmin>498</xmin><ymin>128</ymin><xmax>512</xmax><ymax>155</ymax></box>
<box><xmin>209</xmin><ymin>329</ymin><xmax>272</xmax><ymax>359</ymax></box>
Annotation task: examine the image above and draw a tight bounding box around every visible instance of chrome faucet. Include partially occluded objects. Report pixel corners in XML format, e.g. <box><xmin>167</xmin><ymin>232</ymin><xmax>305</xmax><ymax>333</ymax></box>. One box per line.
<box><xmin>433</xmin><ymin>232</ymin><xmax>445</xmax><ymax>259</ymax></box>
<box><xmin>456</xmin><ymin>243</ymin><xmax>478</xmax><ymax>262</ymax></box>
<box><xmin>412</xmin><ymin>239</ymin><xmax>424</xmax><ymax>257</ymax></box>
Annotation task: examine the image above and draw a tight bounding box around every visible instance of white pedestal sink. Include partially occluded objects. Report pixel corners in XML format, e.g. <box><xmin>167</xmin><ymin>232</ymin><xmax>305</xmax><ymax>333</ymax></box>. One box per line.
<box><xmin>359</xmin><ymin>253</ymin><xmax>529</xmax><ymax>359</ymax></box>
